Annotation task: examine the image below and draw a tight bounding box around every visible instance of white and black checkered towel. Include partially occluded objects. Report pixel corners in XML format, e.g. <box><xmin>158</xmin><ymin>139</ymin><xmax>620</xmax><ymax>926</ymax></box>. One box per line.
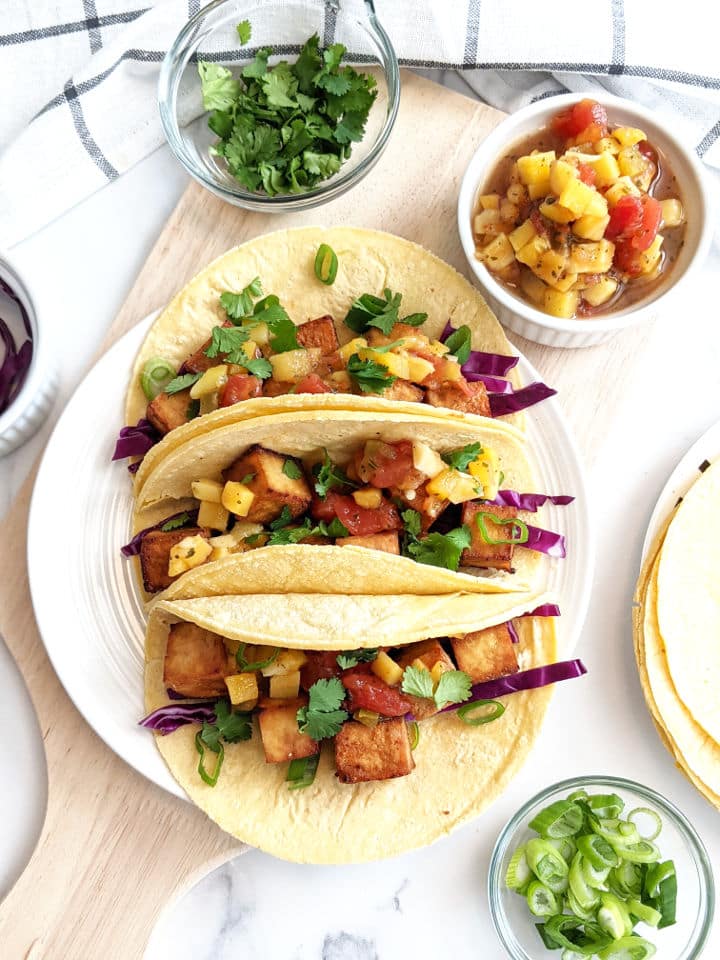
<box><xmin>1</xmin><ymin>0</ymin><xmax>719</xmax><ymax>247</ymax></box>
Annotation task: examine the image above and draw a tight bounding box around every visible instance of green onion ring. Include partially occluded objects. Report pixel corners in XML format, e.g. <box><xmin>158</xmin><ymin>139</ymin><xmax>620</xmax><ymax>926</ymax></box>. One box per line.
<box><xmin>407</xmin><ymin>720</ymin><xmax>420</xmax><ymax>749</ymax></box>
<box><xmin>236</xmin><ymin>643</ymin><xmax>281</xmax><ymax>671</ymax></box>
<box><xmin>627</xmin><ymin>806</ymin><xmax>662</xmax><ymax>841</ymax></box>
<box><xmin>286</xmin><ymin>754</ymin><xmax>319</xmax><ymax>790</ymax></box>
<box><xmin>140</xmin><ymin>356</ymin><xmax>177</xmax><ymax>400</ymax></box>
<box><xmin>457</xmin><ymin>699</ymin><xmax>506</xmax><ymax>725</ymax></box>
<box><xmin>314</xmin><ymin>243</ymin><xmax>339</xmax><ymax>285</ymax></box>
<box><xmin>195</xmin><ymin>731</ymin><xmax>224</xmax><ymax>787</ymax></box>
<box><xmin>476</xmin><ymin>513</ymin><xmax>529</xmax><ymax>545</ymax></box>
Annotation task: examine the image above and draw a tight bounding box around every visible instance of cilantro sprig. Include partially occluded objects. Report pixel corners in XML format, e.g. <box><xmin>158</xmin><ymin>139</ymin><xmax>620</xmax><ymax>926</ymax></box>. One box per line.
<box><xmin>347</xmin><ymin>354</ymin><xmax>397</xmax><ymax>394</ymax></box>
<box><xmin>214</xmin><ymin>278</ymin><xmax>300</xmax><ymax>355</ymax></box>
<box><xmin>401</xmin><ymin>667</ymin><xmax>472</xmax><ymax>709</ymax></box>
<box><xmin>405</xmin><ymin>526</ymin><xmax>472</xmax><ymax>572</ymax></box>
<box><xmin>344</xmin><ymin>288</ymin><xmax>428</xmax><ymax>336</ymax></box>
<box><xmin>199</xmin><ymin>32</ymin><xmax>377</xmax><ymax>197</ymax></box>
<box><xmin>443</xmin><ymin>323</ymin><xmax>472</xmax><ymax>364</ymax></box>
<box><xmin>165</xmin><ymin>372</ymin><xmax>202</xmax><ymax>395</ymax></box>
<box><xmin>441</xmin><ymin>443</ymin><xmax>482</xmax><ymax>472</ymax></box>
<box><xmin>296</xmin><ymin>677</ymin><xmax>349</xmax><ymax>740</ymax></box>
<box><xmin>336</xmin><ymin>648</ymin><xmax>379</xmax><ymax>670</ymax></box>
<box><xmin>313</xmin><ymin>450</ymin><xmax>355</xmax><ymax>498</ymax></box>
<box><xmin>194</xmin><ymin>700</ymin><xmax>253</xmax><ymax>787</ymax></box>
<box><xmin>266</xmin><ymin>515</ymin><xmax>349</xmax><ymax>546</ymax></box>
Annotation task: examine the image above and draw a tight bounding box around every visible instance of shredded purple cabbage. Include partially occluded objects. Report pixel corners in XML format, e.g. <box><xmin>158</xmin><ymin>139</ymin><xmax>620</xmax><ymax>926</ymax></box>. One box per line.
<box><xmin>525</xmin><ymin>525</ymin><xmax>567</xmax><ymax>558</ymax></box>
<box><xmin>440</xmin><ymin>321</ymin><xmax>519</xmax><ymax>377</ymax></box>
<box><xmin>139</xmin><ymin>701</ymin><xmax>218</xmax><ymax>734</ymax></box>
<box><xmin>112</xmin><ymin>418</ymin><xmax>161</xmax><ymax>461</ymax></box>
<box><xmin>506</xmin><ymin>620</ymin><xmax>520</xmax><ymax>644</ymax></box>
<box><xmin>522</xmin><ymin>603</ymin><xmax>562</xmax><ymax>618</ymax></box>
<box><xmin>121</xmin><ymin>509</ymin><xmax>198</xmax><ymax>557</ymax></box>
<box><xmin>489</xmin><ymin>382</ymin><xmax>557</xmax><ymax>417</ymax></box>
<box><xmin>491</xmin><ymin>490</ymin><xmax>574</xmax><ymax>512</ymax></box>
<box><xmin>441</xmin><ymin>658</ymin><xmax>587</xmax><ymax>712</ymax></box>
<box><xmin>167</xmin><ymin>688</ymin><xmax>190</xmax><ymax>700</ymax></box>
<box><xmin>0</xmin><ymin>278</ymin><xmax>33</xmax><ymax>415</ymax></box>
<box><xmin>465</xmin><ymin>372</ymin><xmax>514</xmax><ymax>393</ymax></box>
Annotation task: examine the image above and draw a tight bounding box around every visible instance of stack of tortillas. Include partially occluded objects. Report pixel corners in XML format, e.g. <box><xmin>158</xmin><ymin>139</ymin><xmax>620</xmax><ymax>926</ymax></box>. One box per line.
<box><xmin>634</xmin><ymin>458</ymin><xmax>720</xmax><ymax>809</ymax></box>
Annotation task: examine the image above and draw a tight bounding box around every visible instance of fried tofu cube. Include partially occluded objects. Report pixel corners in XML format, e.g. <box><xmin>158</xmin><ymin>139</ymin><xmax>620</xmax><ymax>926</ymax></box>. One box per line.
<box><xmin>461</xmin><ymin>502</ymin><xmax>519</xmax><ymax>571</ymax></box>
<box><xmin>146</xmin><ymin>389</ymin><xmax>193</xmax><ymax>435</ymax></box>
<box><xmin>296</xmin><ymin>315</ymin><xmax>339</xmax><ymax>355</ymax></box>
<box><xmin>335</xmin><ymin>532</ymin><xmax>400</xmax><ymax>554</ymax></box>
<box><xmin>257</xmin><ymin>705</ymin><xmax>319</xmax><ymax>764</ymax></box>
<box><xmin>450</xmin><ymin>624</ymin><xmax>519</xmax><ymax>683</ymax></box>
<box><xmin>425</xmin><ymin>381</ymin><xmax>491</xmax><ymax>418</ymax></box>
<box><xmin>140</xmin><ymin>526</ymin><xmax>210</xmax><ymax>593</ymax></box>
<box><xmin>392</xmin><ymin>481</ymin><xmax>448</xmax><ymax>532</ymax></box>
<box><xmin>334</xmin><ymin>719</ymin><xmax>415</xmax><ymax>784</ymax></box>
<box><xmin>381</xmin><ymin>378</ymin><xmax>424</xmax><ymax>403</ymax></box>
<box><xmin>223</xmin><ymin>445</ymin><xmax>311</xmax><ymax>524</ymax></box>
<box><xmin>164</xmin><ymin>622</ymin><xmax>229</xmax><ymax>697</ymax></box>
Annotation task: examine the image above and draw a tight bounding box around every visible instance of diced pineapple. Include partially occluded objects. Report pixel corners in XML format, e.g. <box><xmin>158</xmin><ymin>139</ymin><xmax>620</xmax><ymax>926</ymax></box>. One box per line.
<box><xmin>221</xmin><ymin>481</ymin><xmax>255</xmax><ymax>517</ymax></box>
<box><xmin>549</xmin><ymin>159</ymin><xmax>577</xmax><ymax>195</ymax></box>
<box><xmin>247</xmin><ymin>321</ymin><xmax>269</xmax><ymax>346</ymax></box>
<box><xmin>517</xmin><ymin>151</ymin><xmax>556</xmax><ymax>185</ymax></box>
<box><xmin>426</xmin><ymin>339</ymin><xmax>450</xmax><ymax>356</ymax></box>
<box><xmin>209</xmin><ymin>545</ymin><xmax>231</xmax><ymax>562</ymax></box>
<box><xmin>197</xmin><ymin>499</ymin><xmax>230</xmax><ymax>532</ymax></box>
<box><xmin>190</xmin><ymin>364</ymin><xmax>229</xmax><ymax>399</ymax></box>
<box><xmin>426</xmin><ymin>468</ymin><xmax>479</xmax><ymax>504</ymax></box>
<box><xmin>191</xmin><ymin>478</ymin><xmax>224</xmax><ymax>503</ymax></box>
<box><xmin>508</xmin><ymin>219</ymin><xmax>537</xmax><ymax>252</ymax></box>
<box><xmin>358</xmin><ymin>347</ymin><xmax>410</xmax><ymax>380</ymax></box>
<box><xmin>636</xmin><ymin>235</ymin><xmax>664</xmax><ymax>275</ymax></box>
<box><xmin>605</xmin><ymin>176</ymin><xmax>641</xmax><ymax>207</ymax></box>
<box><xmin>353</xmin><ymin>487</ymin><xmax>383</xmax><ymax>509</ymax></box>
<box><xmin>591</xmin><ymin>151</ymin><xmax>621</xmax><ymax>187</ymax></box>
<box><xmin>520</xmin><ymin>269</ymin><xmax>547</xmax><ymax>305</ymax></box>
<box><xmin>269</xmin><ymin>671</ymin><xmax>301</xmax><ymax>699</ymax></box>
<box><xmin>582</xmin><ymin>277</ymin><xmax>618</xmax><ymax>307</ymax></box>
<box><xmin>371</xmin><ymin>651</ymin><xmax>404</xmax><ymax>686</ymax></box>
<box><xmin>330</xmin><ymin>370</ymin><xmax>352</xmax><ymax>390</ymax></box>
<box><xmin>478</xmin><ymin>193</ymin><xmax>500</xmax><ymax>210</ymax></box>
<box><xmin>617</xmin><ymin>146</ymin><xmax>647</xmax><ymax>179</ymax></box>
<box><xmin>468</xmin><ymin>447</ymin><xmax>500</xmax><ymax>500</ymax></box>
<box><xmin>209</xmin><ymin>522</ymin><xmax>264</xmax><ymax>550</ymax></box>
<box><xmin>225</xmin><ymin>672</ymin><xmax>259</xmax><ymax>706</ymax></box>
<box><xmin>406</xmin><ymin>355</ymin><xmax>436</xmax><ymax>383</ymax></box>
<box><xmin>544</xmin><ymin>288</ymin><xmax>579</xmax><ymax>319</ymax></box>
<box><xmin>412</xmin><ymin>441</ymin><xmax>445</xmax><ymax>479</ymax></box>
<box><xmin>583</xmin><ymin>191</ymin><xmax>608</xmax><ymax>218</ymax></box>
<box><xmin>539</xmin><ymin>200</ymin><xmax>575</xmax><ymax>224</ymax></box>
<box><xmin>527</xmin><ymin>181</ymin><xmax>551</xmax><ymax>201</ymax></box>
<box><xmin>568</xmin><ymin>239</ymin><xmax>615</xmax><ymax>275</ymax></box>
<box><xmin>269</xmin><ymin>348</ymin><xmax>321</xmax><ymax>383</ymax></box>
<box><xmin>339</xmin><ymin>337</ymin><xmax>368</xmax><ymax>364</ymax></box>
<box><xmin>549</xmin><ymin>272</ymin><xmax>579</xmax><ymax>293</ymax></box>
<box><xmin>499</xmin><ymin>200</ymin><xmax>519</xmax><ymax>222</ymax></box>
<box><xmin>261</xmin><ymin>649</ymin><xmax>308</xmax><ymax>677</ymax></box>
<box><xmin>354</xmin><ymin>709</ymin><xmax>380</xmax><ymax>728</ymax></box>
<box><xmin>595</xmin><ymin>136</ymin><xmax>620</xmax><ymax>156</ymax></box>
<box><xmin>506</xmin><ymin>182</ymin><xmax>526</xmax><ymax>204</ymax></box>
<box><xmin>431</xmin><ymin>660</ymin><xmax>451</xmax><ymax>685</ymax></box>
<box><xmin>167</xmin><ymin>535</ymin><xmax>213</xmax><ymax>577</ymax></box>
<box><xmin>533</xmin><ymin>249</ymin><xmax>568</xmax><ymax>287</ymax></box>
<box><xmin>558</xmin><ymin>178</ymin><xmax>597</xmax><ymax>217</ymax></box>
<box><xmin>474</xmin><ymin>208</ymin><xmax>502</xmax><ymax>235</ymax></box>
<box><xmin>516</xmin><ymin>235</ymin><xmax>551</xmax><ymax>269</ymax></box>
<box><xmin>661</xmin><ymin>199</ymin><xmax>684</xmax><ymax>228</ymax></box>
<box><xmin>410</xmin><ymin>658</ymin><xmax>429</xmax><ymax>673</ymax></box>
<box><xmin>439</xmin><ymin>357</ymin><xmax>463</xmax><ymax>382</ymax></box>
<box><xmin>478</xmin><ymin>233</ymin><xmax>516</xmax><ymax>270</ymax></box>
<box><xmin>573</xmin><ymin>214</ymin><xmax>610</xmax><ymax>241</ymax></box>
<box><xmin>613</xmin><ymin>126</ymin><xmax>647</xmax><ymax>148</ymax></box>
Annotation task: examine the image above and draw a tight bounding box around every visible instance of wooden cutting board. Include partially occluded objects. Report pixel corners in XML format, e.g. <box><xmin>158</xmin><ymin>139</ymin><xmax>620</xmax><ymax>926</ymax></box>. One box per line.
<box><xmin>0</xmin><ymin>71</ymin><xmax>655</xmax><ymax>959</ymax></box>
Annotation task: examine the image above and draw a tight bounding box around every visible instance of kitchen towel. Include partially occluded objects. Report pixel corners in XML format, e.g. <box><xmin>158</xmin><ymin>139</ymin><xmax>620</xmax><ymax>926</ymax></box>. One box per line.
<box><xmin>1</xmin><ymin>0</ymin><xmax>718</xmax><ymax>247</ymax></box>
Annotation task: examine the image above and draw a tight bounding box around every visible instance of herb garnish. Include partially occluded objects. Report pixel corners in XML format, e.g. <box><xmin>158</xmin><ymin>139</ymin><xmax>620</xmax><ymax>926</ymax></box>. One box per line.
<box><xmin>401</xmin><ymin>666</ymin><xmax>472</xmax><ymax>709</ymax></box>
<box><xmin>344</xmin><ymin>288</ymin><xmax>427</xmax><ymax>336</ymax></box>
<box><xmin>282</xmin><ymin>459</ymin><xmax>303</xmax><ymax>480</ymax></box>
<box><xmin>296</xmin><ymin>678</ymin><xmax>349</xmax><ymax>740</ymax></box>
<box><xmin>165</xmin><ymin>372</ymin><xmax>202</xmax><ymax>395</ymax></box>
<box><xmin>313</xmin><ymin>450</ymin><xmax>354</xmax><ymax>498</ymax></box>
<box><xmin>160</xmin><ymin>513</ymin><xmax>192</xmax><ymax>532</ymax></box>
<box><xmin>347</xmin><ymin>354</ymin><xmax>397</xmax><ymax>394</ymax></box>
<box><xmin>194</xmin><ymin>700</ymin><xmax>253</xmax><ymax>787</ymax></box>
<box><xmin>443</xmin><ymin>323</ymin><xmax>472</xmax><ymax>364</ymax></box>
<box><xmin>441</xmin><ymin>443</ymin><xmax>482</xmax><ymax>471</ymax></box>
<box><xmin>336</xmin><ymin>648</ymin><xmax>379</xmax><ymax>669</ymax></box>
<box><xmin>406</xmin><ymin>526</ymin><xmax>472</xmax><ymax>571</ymax></box>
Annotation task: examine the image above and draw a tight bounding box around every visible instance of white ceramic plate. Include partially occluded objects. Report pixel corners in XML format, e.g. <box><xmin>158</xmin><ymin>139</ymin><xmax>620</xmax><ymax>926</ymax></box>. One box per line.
<box><xmin>27</xmin><ymin>317</ymin><xmax>594</xmax><ymax>798</ymax></box>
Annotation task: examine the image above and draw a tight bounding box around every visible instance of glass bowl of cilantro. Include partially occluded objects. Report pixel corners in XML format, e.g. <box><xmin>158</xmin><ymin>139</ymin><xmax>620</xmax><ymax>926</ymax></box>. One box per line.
<box><xmin>488</xmin><ymin>776</ymin><xmax>714</xmax><ymax>960</ymax></box>
<box><xmin>158</xmin><ymin>0</ymin><xmax>399</xmax><ymax>208</ymax></box>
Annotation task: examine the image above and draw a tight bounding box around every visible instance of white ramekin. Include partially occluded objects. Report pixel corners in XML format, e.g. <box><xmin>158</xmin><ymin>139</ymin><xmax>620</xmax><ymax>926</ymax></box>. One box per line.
<box><xmin>458</xmin><ymin>93</ymin><xmax>714</xmax><ymax>349</ymax></box>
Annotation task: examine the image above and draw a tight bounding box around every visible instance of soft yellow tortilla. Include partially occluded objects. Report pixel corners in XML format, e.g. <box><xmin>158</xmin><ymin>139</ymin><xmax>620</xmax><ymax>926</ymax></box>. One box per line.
<box><xmin>126</xmin><ymin>226</ymin><xmax>524</xmax><ymax>478</ymax></box>
<box><xmin>133</xmin><ymin>410</ymin><xmax>547</xmax><ymax>597</ymax></box>
<box><xmin>145</xmin><ymin>599</ymin><xmax>558</xmax><ymax>864</ymax></box>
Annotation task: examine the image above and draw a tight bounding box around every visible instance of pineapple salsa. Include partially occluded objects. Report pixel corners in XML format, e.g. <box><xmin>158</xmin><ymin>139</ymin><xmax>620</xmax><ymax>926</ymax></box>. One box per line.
<box><xmin>473</xmin><ymin>99</ymin><xmax>686</xmax><ymax>319</ymax></box>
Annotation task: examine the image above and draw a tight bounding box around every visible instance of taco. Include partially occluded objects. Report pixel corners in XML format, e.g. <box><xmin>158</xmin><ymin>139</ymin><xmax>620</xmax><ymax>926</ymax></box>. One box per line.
<box><xmin>125</xmin><ymin>411</ymin><xmax>570</xmax><ymax>598</ymax></box>
<box><xmin>142</xmin><ymin>592</ymin><xmax>586</xmax><ymax>863</ymax></box>
<box><xmin>115</xmin><ymin>228</ymin><xmax>556</xmax><ymax>480</ymax></box>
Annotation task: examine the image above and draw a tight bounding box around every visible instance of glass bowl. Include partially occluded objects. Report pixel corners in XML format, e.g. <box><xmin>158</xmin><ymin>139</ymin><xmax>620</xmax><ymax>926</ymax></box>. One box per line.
<box><xmin>158</xmin><ymin>0</ymin><xmax>399</xmax><ymax>211</ymax></box>
<box><xmin>488</xmin><ymin>776</ymin><xmax>715</xmax><ymax>959</ymax></box>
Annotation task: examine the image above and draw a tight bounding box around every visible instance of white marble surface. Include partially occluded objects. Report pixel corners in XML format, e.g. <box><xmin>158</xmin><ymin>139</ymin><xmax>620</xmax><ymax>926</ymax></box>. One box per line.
<box><xmin>1</xmin><ymin>74</ymin><xmax>719</xmax><ymax>958</ymax></box>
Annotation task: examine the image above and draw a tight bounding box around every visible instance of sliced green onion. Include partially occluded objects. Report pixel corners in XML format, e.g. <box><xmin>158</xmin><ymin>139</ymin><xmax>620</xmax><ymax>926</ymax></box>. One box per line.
<box><xmin>561</xmin><ymin>950</ymin><xmax>587</xmax><ymax>960</ymax></box>
<box><xmin>407</xmin><ymin>720</ymin><xmax>420</xmax><ymax>749</ymax></box>
<box><xmin>644</xmin><ymin>860</ymin><xmax>675</xmax><ymax>899</ymax></box>
<box><xmin>457</xmin><ymin>699</ymin><xmax>505</xmax><ymax>725</ymax></box>
<box><xmin>597</xmin><ymin>893</ymin><xmax>633</xmax><ymax>939</ymax></box>
<box><xmin>566</xmin><ymin>887</ymin><xmax>597</xmax><ymax>921</ymax></box>
<box><xmin>592</xmin><ymin>817</ymin><xmax>639</xmax><ymax>847</ymax></box>
<box><xmin>314</xmin><ymin>243</ymin><xmax>339</xmax><ymax>285</ymax></box>
<box><xmin>577</xmin><ymin>833</ymin><xmax>619</xmax><ymax>870</ymax></box>
<box><xmin>505</xmin><ymin>846</ymin><xmax>531</xmax><ymax>891</ymax></box>
<box><xmin>569</xmin><ymin>854</ymin><xmax>600</xmax><ymax>911</ymax></box>
<box><xmin>141</xmin><ymin>356</ymin><xmax>177</xmax><ymax>400</ymax></box>
<box><xmin>526</xmin><ymin>838</ymin><xmax>570</xmax><ymax>884</ymax></box>
<box><xmin>581</xmin><ymin>856</ymin><xmax>611</xmax><ymax>890</ymax></box>
<box><xmin>628</xmin><ymin>898</ymin><xmax>661</xmax><ymax>927</ymax></box>
<box><xmin>611</xmin><ymin>840</ymin><xmax>661</xmax><ymax>864</ymax></box>
<box><xmin>586</xmin><ymin>793</ymin><xmax>624</xmax><ymax>819</ymax></box>
<box><xmin>529</xmin><ymin>799</ymin><xmax>584</xmax><ymax>839</ymax></box>
<box><xmin>195</xmin><ymin>730</ymin><xmax>224</xmax><ymax>787</ymax></box>
<box><xmin>597</xmin><ymin>935</ymin><xmax>657</xmax><ymax>960</ymax></box>
<box><xmin>549</xmin><ymin>836</ymin><xmax>577</xmax><ymax>864</ymax></box>
<box><xmin>568</xmin><ymin>789</ymin><xmax>589</xmax><ymax>803</ymax></box>
<box><xmin>653</xmin><ymin>871</ymin><xmax>677</xmax><ymax>929</ymax></box>
<box><xmin>526</xmin><ymin>880</ymin><xmax>559</xmax><ymax>917</ymax></box>
<box><xmin>609</xmin><ymin>860</ymin><xmax>643</xmax><ymax>898</ymax></box>
<box><xmin>286</xmin><ymin>754</ymin><xmax>319</xmax><ymax>790</ymax></box>
<box><xmin>476</xmin><ymin>512</ymin><xmax>529</xmax><ymax>545</ymax></box>
<box><xmin>627</xmin><ymin>807</ymin><xmax>662</xmax><ymax>842</ymax></box>
<box><xmin>543</xmin><ymin>915</ymin><xmax>610</xmax><ymax>954</ymax></box>
<box><xmin>236</xmin><ymin>643</ymin><xmax>280</xmax><ymax>671</ymax></box>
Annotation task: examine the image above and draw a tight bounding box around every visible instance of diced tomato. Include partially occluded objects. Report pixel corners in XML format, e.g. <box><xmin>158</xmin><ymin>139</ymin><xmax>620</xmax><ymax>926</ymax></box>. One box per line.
<box><xmin>606</xmin><ymin>195</ymin><xmax>661</xmax><ymax>252</ymax></box>
<box><xmin>631</xmin><ymin>196</ymin><xmax>662</xmax><ymax>251</ymax></box>
<box><xmin>311</xmin><ymin>491</ymin><xmax>402</xmax><ymax>536</ymax></box>
<box><xmin>342</xmin><ymin>672</ymin><xmax>412</xmax><ymax>717</ymax></box>
<box><xmin>218</xmin><ymin>374</ymin><xmax>262</xmax><ymax>407</ymax></box>
<box><xmin>551</xmin><ymin>99</ymin><xmax>608</xmax><ymax>141</ymax></box>
<box><xmin>637</xmin><ymin>140</ymin><xmax>656</xmax><ymax>161</ymax></box>
<box><xmin>577</xmin><ymin>162</ymin><xmax>596</xmax><ymax>186</ymax></box>
<box><xmin>295</xmin><ymin>373</ymin><xmax>332</xmax><ymax>394</ymax></box>
<box><xmin>613</xmin><ymin>240</ymin><xmax>645</xmax><ymax>277</ymax></box>
<box><xmin>301</xmin><ymin>651</ymin><xmax>342</xmax><ymax>691</ymax></box>
<box><xmin>355</xmin><ymin>440</ymin><xmax>419</xmax><ymax>489</ymax></box>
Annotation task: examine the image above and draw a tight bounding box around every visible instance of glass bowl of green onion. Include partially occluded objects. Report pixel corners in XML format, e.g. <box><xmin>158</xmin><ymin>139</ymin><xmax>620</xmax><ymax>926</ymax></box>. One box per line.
<box><xmin>158</xmin><ymin>0</ymin><xmax>399</xmax><ymax>211</ymax></box>
<box><xmin>488</xmin><ymin>776</ymin><xmax>714</xmax><ymax>960</ymax></box>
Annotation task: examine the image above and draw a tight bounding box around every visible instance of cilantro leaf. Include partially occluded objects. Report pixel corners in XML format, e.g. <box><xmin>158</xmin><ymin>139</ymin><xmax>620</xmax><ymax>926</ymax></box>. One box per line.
<box><xmin>186</xmin><ymin>399</ymin><xmax>201</xmax><ymax>420</ymax></box>
<box><xmin>313</xmin><ymin>450</ymin><xmax>353</xmax><ymax>498</ymax></box>
<box><xmin>269</xmin><ymin>505</ymin><xmax>293</xmax><ymax>530</ymax></box>
<box><xmin>319</xmin><ymin>517</ymin><xmax>350</xmax><ymax>538</ymax></box>
<box><xmin>434</xmin><ymin>670</ymin><xmax>472</xmax><ymax>709</ymax></box>
<box><xmin>214</xmin><ymin>700</ymin><xmax>253</xmax><ymax>742</ymax></box>
<box><xmin>344</xmin><ymin>289</ymin><xmax>428</xmax><ymax>336</ymax></box>
<box><xmin>282</xmin><ymin>459</ymin><xmax>303</xmax><ymax>480</ymax></box>
<box><xmin>204</xmin><ymin>325</ymin><xmax>251</xmax><ymax>364</ymax></box>
<box><xmin>220</xmin><ymin>278</ymin><xmax>263</xmax><ymax>320</ymax></box>
<box><xmin>245</xmin><ymin>357</ymin><xmax>273</xmax><ymax>379</ymax></box>
<box><xmin>407</xmin><ymin>526</ymin><xmax>471</xmax><ymax>571</ymax></box>
<box><xmin>347</xmin><ymin>353</ymin><xmax>397</xmax><ymax>394</ymax></box>
<box><xmin>165</xmin><ymin>372</ymin><xmax>202</xmax><ymax>395</ymax></box>
<box><xmin>195</xmin><ymin>700</ymin><xmax>253</xmax><ymax>786</ymax></box>
<box><xmin>240</xmin><ymin>472</ymin><xmax>255</xmax><ymax>485</ymax></box>
<box><xmin>336</xmin><ymin>648</ymin><xmax>379</xmax><ymax>669</ymax></box>
<box><xmin>250</xmin><ymin>295</ymin><xmax>300</xmax><ymax>352</ymax></box>
<box><xmin>292</xmin><ymin>33</ymin><xmax>322</xmax><ymax>93</ymax></box>
<box><xmin>441</xmin><ymin>443</ymin><xmax>482</xmax><ymax>472</ymax></box>
<box><xmin>160</xmin><ymin>512</ymin><xmax>192</xmax><ymax>532</ymax></box>
<box><xmin>242</xmin><ymin>47</ymin><xmax>271</xmax><ymax>80</ymax></box>
<box><xmin>401</xmin><ymin>665</ymin><xmax>434</xmax><ymax>700</ymax></box>
<box><xmin>198</xmin><ymin>62</ymin><xmax>240</xmax><ymax>111</ymax></box>
<box><xmin>296</xmin><ymin>677</ymin><xmax>348</xmax><ymax>740</ymax></box>
<box><xmin>236</xmin><ymin>19</ymin><xmax>252</xmax><ymax>44</ymax></box>
<box><xmin>302</xmin><ymin>150</ymin><xmax>341</xmax><ymax>178</ymax></box>
<box><xmin>266</xmin><ymin>521</ymin><xmax>314</xmax><ymax>546</ymax></box>
<box><xmin>262</xmin><ymin>62</ymin><xmax>297</xmax><ymax>108</ymax></box>
<box><xmin>401</xmin><ymin>508</ymin><xmax>422</xmax><ymax>538</ymax></box>
<box><xmin>443</xmin><ymin>324</ymin><xmax>472</xmax><ymax>364</ymax></box>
